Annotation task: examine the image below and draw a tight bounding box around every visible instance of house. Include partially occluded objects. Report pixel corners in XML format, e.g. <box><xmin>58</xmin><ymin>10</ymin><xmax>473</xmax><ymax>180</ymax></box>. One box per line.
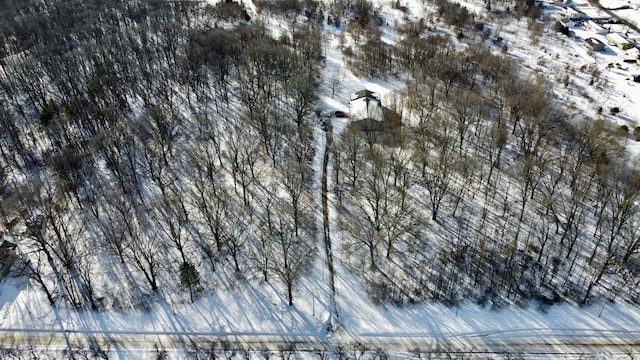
<box><xmin>563</xmin><ymin>7</ymin><xmax>588</xmax><ymax>21</ymax></box>
<box><xmin>584</xmin><ymin>37</ymin><xmax>606</xmax><ymax>51</ymax></box>
<box><xmin>350</xmin><ymin>90</ymin><xmax>383</xmax><ymax>122</ymax></box>
<box><xmin>0</xmin><ymin>239</ymin><xmax>17</xmax><ymax>279</ymax></box>
<box><xmin>627</xmin><ymin>74</ymin><xmax>640</xmax><ymax>83</ymax></box>
<box><xmin>606</xmin><ymin>32</ymin><xmax>635</xmax><ymax>50</ymax></box>
<box><xmin>556</xmin><ymin>17</ymin><xmax>578</xmax><ymax>29</ymax></box>
<box><xmin>584</xmin><ymin>20</ymin><xmax>608</xmax><ymax>35</ymax></box>
<box><xmin>622</xmin><ymin>47</ymin><xmax>640</xmax><ymax>62</ymax></box>
<box><xmin>348</xmin><ymin>90</ymin><xmax>387</xmax><ymax>131</ymax></box>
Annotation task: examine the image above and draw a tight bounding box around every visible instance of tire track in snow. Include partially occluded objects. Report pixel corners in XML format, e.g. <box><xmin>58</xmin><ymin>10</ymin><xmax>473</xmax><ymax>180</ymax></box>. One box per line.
<box><xmin>321</xmin><ymin>119</ymin><xmax>339</xmax><ymax>332</ymax></box>
<box><xmin>1</xmin><ymin>327</ymin><xmax>639</xmax><ymax>357</ymax></box>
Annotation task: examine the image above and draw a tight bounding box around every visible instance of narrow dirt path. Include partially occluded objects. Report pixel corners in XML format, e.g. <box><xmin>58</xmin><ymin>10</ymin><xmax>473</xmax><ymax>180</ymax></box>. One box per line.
<box><xmin>321</xmin><ymin>119</ymin><xmax>338</xmax><ymax>332</ymax></box>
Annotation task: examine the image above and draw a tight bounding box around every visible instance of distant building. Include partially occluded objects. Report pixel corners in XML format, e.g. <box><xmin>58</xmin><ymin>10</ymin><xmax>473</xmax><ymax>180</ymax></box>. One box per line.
<box><xmin>350</xmin><ymin>90</ymin><xmax>383</xmax><ymax>122</ymax></box>
<box><xmin>556</xmin><ymin>17</ymin><xmax>578</xmax><ymax>29</ymax></box>
<box><xmin>622</xmin><ymin>47</ymin><xmax>640</xmax><ymax>63</ymax></box>
<box><xmin>606</xmin><ymin>32</ymin><xmax>635</xmax><ymax>50</ymax></box>
<box><xmin>348</xmin><ymin>90</ymin><xmax>393</xmax><ymax>132</ymax></box>
<box><xmin>627</xmin><ymin>74</ymin><xmax>640</xmax><ymax>83</ymax></box>
<box><xmin>563</xmin><ymin>6</ymin><xmax>588</xmax><ymax>21</ymax></box>
<box><xmin>0</xmin><ymin>240</ymin><xmax>17</xmax><ymax>279</ymax></box>
<box><xmin>584</xmin><ymin>37</ymin><xmax>606</xmax><ymax>51</ymax></box>
<box><xmin>584</xmin><ymin>20</ymin><xmax>608</xmax><ymax>35</ymax></box>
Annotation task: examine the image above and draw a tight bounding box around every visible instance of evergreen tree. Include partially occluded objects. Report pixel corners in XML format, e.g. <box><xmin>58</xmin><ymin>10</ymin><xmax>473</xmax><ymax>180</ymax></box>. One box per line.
<box><xmin>179</xmin><ymin>261</ymin><xmax>201</xmax><ymax>303</ymax></box>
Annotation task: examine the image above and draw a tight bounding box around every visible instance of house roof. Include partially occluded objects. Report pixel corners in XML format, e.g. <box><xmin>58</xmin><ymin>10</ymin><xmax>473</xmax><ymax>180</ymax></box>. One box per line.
<box><xmin>351</xmin><ymin>90</ymin><xmax>380</xmax><ymax>102</ymax></box>
<box><xmin>584</xmin><ymin>37</ymin><xmax>605</xmax><ymax>50</ymax></box>
<box><xmin>607</xmin><ymin>32</ymin><xmax>631</xmax><ymax>45</ymax></box>
<box><xmin>0</xmin><ymin>240</ymin><xmax>17</xmax><ymax>266</ymax></box>
<box><xmin>0</xmin><ymin>240</ymin><xmax>16</xmax><ymax>250</ymax></box>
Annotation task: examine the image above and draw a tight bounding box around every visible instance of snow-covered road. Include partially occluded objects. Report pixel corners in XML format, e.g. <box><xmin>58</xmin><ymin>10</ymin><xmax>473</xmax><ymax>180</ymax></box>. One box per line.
<box><xmin>1</xmin><ymin>326</ymin><xmax>639</xmax><ymax>357</ymax></box>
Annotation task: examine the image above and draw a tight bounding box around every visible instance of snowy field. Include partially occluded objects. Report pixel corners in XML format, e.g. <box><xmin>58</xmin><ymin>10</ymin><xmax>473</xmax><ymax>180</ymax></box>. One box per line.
<box><xmin>3</xmin><ymin>254</ymin><xmax>640</xmax><ymax>358</ymax></box>
<box><xmin>599</xmin><ymin>0</ymin><xmax>640</xmax><ymax>27</ymax></box>
<box><xmin>1</xmin><ymin>0</ymin><xmax>640</xmax><ymax>358</ymax></box>
<box><xmin>464</xmin><ymin>0</ymin><xmax>640</xmax><ymax>153</ymax></box>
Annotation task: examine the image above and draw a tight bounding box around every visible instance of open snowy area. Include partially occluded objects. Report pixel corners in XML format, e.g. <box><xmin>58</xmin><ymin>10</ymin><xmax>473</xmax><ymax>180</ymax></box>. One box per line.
<box><xmin>1</xmin><ymin>0</ymin><xmax>640</xmax><ymax>358</ymax></box>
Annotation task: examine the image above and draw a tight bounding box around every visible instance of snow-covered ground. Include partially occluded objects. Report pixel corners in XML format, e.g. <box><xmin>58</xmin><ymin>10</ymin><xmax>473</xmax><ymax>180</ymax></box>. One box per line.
<box><xmin>1</xmin><ymin>0</ymin><xmax>640</xmax><ymax>358</ymax></box>
<box><xmin>599</xmin><ymin>0</ymin><xmax>640</xmax><ymax>26</ymax></box>
<box><xmin>473</xmin><ymin>0</ymin><xmax>640</xmax><ymax>151</ymax></box>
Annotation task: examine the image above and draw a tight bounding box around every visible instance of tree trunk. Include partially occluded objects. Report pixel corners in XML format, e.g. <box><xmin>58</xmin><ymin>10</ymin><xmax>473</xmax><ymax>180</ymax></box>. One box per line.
<box><xmin>288</xmin><ymin>284</ymin><xmax>294</xmax><ymax>306</ymax></box>
<box><xmin>369</xmin><ymin>246</ymin><xmax>376</xmax><ymax>270</ymax></box>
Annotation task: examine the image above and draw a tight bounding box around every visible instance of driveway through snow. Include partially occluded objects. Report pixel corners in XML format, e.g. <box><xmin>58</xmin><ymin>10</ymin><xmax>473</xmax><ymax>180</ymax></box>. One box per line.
<box><xmin>321</xmin><ymin>118</ymin><xmax>339</xmax><ymax>332</ymax></box>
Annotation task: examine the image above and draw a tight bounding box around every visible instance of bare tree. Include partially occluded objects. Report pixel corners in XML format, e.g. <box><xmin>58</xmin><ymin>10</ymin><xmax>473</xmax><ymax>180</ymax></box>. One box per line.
<box><xmin>125</xmin><ymin>208</ymin><xmax>163</xmax><ymax>292</ymax></box>
<box><xmin>185</xmin><ymin>147</ymin><xmax>227</xmax><ymax>270</ymax></box>
<box><xmin>340</xmin><ymin>148</ymin><xmax>405</xmax><ymax>268</ymax></box>
<box><xmin>337</xmin><ymin>126</ymin><xmax>366</xmax><ymax>189</ymax></box>
<box><xmin>253</xmin><ymin>195</ymin><xmax>277</xmax><ymax>282</ymax></box>
<box><xmin>451</xmin><ymin>88</ymin><xmax>480</xmax><ymax>152</ymax></box>
<box><xmin>287</xmin><ymin>69</ymin><xmax>317</xmax><ymax>130</ymax></box>
<box><xmin>16</xmin><ymin>179</ymin><xmax>87</xmax><ymax>308</ymax></box>
<box><xmin>227</xmin><ymin>125</ymin><xmax>261</xmax><ymax>206</ymax></box>
<box><xmin>591</xmin><ymin>161</ymin><xmax>640</xmax><ymax>264</ymax></box>
<box><xmin>95</xmin><ymin>122</ymin><xmax>144</xmax><ymax>200</ymax></box>
<box><xmin>154</xmin><ymin>189</ymin><xmax>191</xmax><ymax>264</ymax></box>
<box><xmin>236</xmin><ymin>34</ymin><xmax>293</xmax><ymax>157</ymax></box>
<box><xmin>223</xmin><ymin>204</ymin><xmax>249</xmax><ymax>273</ymax></box>
<box><xmin>137</xmin><ymin>107</ymin><xmax>181</xmax><ymax>197</ymax></box>
<box><xmin>483</xmin><ymin>112</ymin><xmax>509</xmax><ymax>196</ymax></box>
<box><xmin>24</xmin><ymin>250</ymin><xmax>57</xmax><ymax>307</ymax></box>
<box><xmin>279</xmin><ymin>157</ymin><xmax>313</xmax><ymax>236</ymax></box>
<box><xmin>93</xmin><ymin>189</ymin><xmax>135</xmax><ymax>264</ymax></box>
<box><xmin>270</xmin><ymin>209</ymin><xmax>315</xmax><ymax>306</ymax></box>
<box><xmin>420</xmin><ymin>114</ymin><xmax>456</xmax><ymax>221</ymax></box>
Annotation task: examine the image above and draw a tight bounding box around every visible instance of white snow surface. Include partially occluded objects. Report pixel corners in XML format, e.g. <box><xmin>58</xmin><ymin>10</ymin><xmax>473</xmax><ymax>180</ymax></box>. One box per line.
<box><xmin>3</xmin><ymin>267</ymin><xmax>640</xmax><ymax>335</ymax></box>
<box><xmin>2</xmin><ymin>0</ymin><xmax>640</xmax><ymax>357</ymax></box>
<box><xmin>489</xmin><ymin>0</ymin><xmax>640</xmax><ymax>154</ymax></box>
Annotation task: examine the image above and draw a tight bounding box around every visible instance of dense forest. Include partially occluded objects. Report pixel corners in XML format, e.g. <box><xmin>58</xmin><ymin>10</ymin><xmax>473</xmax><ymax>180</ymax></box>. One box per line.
<box><xmin>0</xmin><ymin>0</ymin><xmax>639</xmax><ymax>315</ymax></box>
<box><xmin>0</xmin><ymin>0</ymin><xmax>323</xmax><ymax>309</ymax></box>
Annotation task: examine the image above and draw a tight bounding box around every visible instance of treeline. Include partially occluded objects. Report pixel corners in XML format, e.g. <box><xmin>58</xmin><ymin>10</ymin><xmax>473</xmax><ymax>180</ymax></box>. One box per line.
<box><xmin>336</xmin><ymin>18</ymin><xmax>640</xmax><ymax>307</ymax></box>
<box><xmin>0</xmin><ymin>0</ymin><xmax>323</xmax><ymax>309</ymax></box>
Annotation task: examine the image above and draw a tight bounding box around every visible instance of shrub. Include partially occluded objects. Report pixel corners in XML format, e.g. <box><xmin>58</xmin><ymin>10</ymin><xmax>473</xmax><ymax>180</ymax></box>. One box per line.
<box><xmin>634</xmin><ymin>127</ymin><xmax>640</xmax><ymax>141</ymax></box>
<box><xmin>552</xmin><ymin>20</ymin><xmax>565</xmax><ymax>32</ymax></box>
<box><xmin>352</xmin><ymin>0</ymin><xmax>373</xmax><ymax>27</ymax></box>
<box><xmin>393</xmin><ymin>0</ymin><xmax>409</xmax><ymax>12</ymax></box>
<box><xmin>254</xmin><ymin>0</ymin><xmax>322</xmax><ymax>18</ymax></box>
<box><xmin>438</xmin><ymin>0</ymin><xmax>471</xmax><ymax>27</ymax></box>
<box><xmin>210</xmin><ymin>1</ymin><xmax>251</xmax><ymax>20</ymax></box>
<box><xmin>617</xmin><ymin>124</ymin><xmax>629</xmax><ymax>136</ymax></box>
<box><xmin>525</xmin><ymin>4</ymin><xmax>542</xmax><ymax>18</ymax></box>
<box><xmin>397</xmin><ymin>19</ymin><xmax>427</xmax><ymax>37</ymax></box>
<box><xmin>39</xmin><ymin>99</ymin><xmax>59</xmax><ymax>126</ymax></box>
